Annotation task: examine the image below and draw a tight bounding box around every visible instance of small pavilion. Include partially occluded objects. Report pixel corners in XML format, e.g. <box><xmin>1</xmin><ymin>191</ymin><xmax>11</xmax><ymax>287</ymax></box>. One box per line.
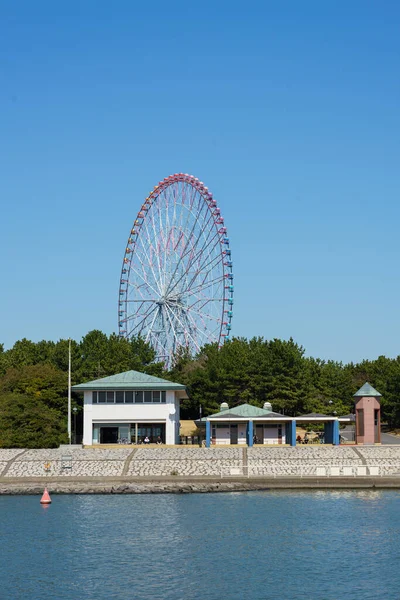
<box><xmin>200</xmin><ymin>404</ymin><xmax>356</xmax><ymax>446</ymax></box>
<box><xmin>295</xmin><ymin>413</ymin><xmax>352</xmax><ymax>445</ymax></box>
<box><xmin>201</xmin><ymin>402</ymin><xmax>296</xmax><ymax>447</ymax></box>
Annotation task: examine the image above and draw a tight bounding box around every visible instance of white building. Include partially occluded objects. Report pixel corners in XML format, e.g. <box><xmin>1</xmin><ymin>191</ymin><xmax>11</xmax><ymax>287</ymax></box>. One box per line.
<box><xmin>72</xmin><ymin>370</ymin><xmax>188</xmax><ymax>445</ymax></box>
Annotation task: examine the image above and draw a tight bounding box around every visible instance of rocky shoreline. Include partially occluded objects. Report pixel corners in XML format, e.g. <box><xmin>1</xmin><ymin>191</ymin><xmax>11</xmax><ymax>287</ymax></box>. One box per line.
<box><xmin>2</xmin><ymin>476</ymin><xmax>400</xmax><ymax>495</ymax></box>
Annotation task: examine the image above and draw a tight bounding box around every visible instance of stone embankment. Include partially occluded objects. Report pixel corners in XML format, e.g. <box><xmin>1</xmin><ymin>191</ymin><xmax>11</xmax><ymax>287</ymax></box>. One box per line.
<box><xmin>1</xmin><ymin>446</ymin><xmax>400</xmax><ymax>493</ymax></box>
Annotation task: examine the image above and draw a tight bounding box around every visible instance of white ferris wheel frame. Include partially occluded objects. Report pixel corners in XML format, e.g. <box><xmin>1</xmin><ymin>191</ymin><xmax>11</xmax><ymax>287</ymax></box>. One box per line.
<box><xmin>118</xmin><ymin>173</ymin><xmax>233</xmax><ymax>367</ymax></box>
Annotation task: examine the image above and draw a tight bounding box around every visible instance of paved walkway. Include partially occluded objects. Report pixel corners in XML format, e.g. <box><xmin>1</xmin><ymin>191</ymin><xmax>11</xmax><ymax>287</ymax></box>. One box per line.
<box><xmin>381</xmin><ymin>432</ymin><xmax>400</xmax><ymax>445</ymax></box>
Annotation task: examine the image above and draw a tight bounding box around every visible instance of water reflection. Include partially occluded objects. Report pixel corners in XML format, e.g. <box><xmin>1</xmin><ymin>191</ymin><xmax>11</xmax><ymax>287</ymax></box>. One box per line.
<box><xmin>1</xmin><ymin>491</ymin><xmax>400</xmax><ymax>600</ymax></box>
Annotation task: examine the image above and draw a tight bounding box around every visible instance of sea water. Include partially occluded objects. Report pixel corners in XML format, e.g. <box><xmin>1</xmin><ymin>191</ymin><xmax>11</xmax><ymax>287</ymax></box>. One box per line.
<box><xmin>1</xmin><ymin>491</ymin><xmax>399</xmax><ymax>600</ymax></box>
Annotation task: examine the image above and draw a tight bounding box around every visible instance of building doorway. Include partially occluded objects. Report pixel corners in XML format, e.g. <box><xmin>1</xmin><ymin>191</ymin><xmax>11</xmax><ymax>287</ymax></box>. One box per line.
<box><xmin>255</xmin><ymin>425</ymin><xmax>264</xmax><ymax>444</ymax></box>
<box><xmin>375</xmin><ymin>409</ymin><xmax>380</xmax><ymax>443</ymax></box>
<box><xmin>230</xmin><ymin>424</ymin><xmax>238</xmax><ymax>444</ymax></box>
<box><xmin>100</xmin><ymin>427</ymin><xmax>119</xmax><ymax>444</ymax></box>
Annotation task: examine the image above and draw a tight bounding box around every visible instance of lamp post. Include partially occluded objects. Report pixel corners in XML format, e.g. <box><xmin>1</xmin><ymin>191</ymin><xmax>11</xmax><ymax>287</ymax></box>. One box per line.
<box><xmin>199</xmin><ymin>404</ymin><xmax>203</xmax><ymax>447</ymax></box>
<box><xmin>72</xmin><ymin>406</ymin><xmax>78</xmax><ymax>445</ymax></box>
<box><xmin>68</xmin><ymin>338</ymin><xmax>72</xmax><ymax>444</ymax></box>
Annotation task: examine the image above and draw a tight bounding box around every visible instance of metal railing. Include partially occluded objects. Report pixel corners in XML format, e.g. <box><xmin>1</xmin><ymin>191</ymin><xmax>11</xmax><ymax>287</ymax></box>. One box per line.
<box><xmin>220</xmin><ymin>464</ymin><xmax>400</xmax><ymax>478</ymax></box>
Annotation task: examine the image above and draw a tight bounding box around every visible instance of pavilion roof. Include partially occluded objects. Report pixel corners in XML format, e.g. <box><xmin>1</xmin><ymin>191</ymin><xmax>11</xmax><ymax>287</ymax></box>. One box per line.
<box><xmin>299</xmin><ymin>412</ymin><xmax>329</xmax><ymax>418</ymax></box>
<box><xmin>202</xmin><ymin>403</ymin><xmax>287</xmax><ymax>420</ymax></box>
<box><xmin>71</xmin><ymin>370</ymin><xmax>186</xmax><ymax>391</ymax></box>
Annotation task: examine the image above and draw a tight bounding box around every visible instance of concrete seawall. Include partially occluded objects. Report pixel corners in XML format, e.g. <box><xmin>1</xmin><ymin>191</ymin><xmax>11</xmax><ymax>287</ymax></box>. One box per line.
<box><xmin>2</xmin><ymin>446</ymin><xmax>400</xmax><ymax>494</ymax></box>
<box><xmin>2</xmin><ymin>476</ymin><xmax>400</xmax><ymax>495</ymax></box>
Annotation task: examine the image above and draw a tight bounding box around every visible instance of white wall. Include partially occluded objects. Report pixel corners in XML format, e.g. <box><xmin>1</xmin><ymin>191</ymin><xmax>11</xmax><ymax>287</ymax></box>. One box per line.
<box><xmin>83</xmin><ymin>389</ymin><xmax>180</xmax><ymax>445</ymax></box>
<box><xmin>238</xmin><ymin>424</ymin><xmax>247</xmax><ymax>445</ymax></box>
<box><xmin>263</xmin><ymin>425</ymin><xmax>285</xmax><ymax>445</ymax></box>
<box><xmin>215</xmin><ymin>426</ymin><xmax>230</xmax><ymax>445</ymax></box>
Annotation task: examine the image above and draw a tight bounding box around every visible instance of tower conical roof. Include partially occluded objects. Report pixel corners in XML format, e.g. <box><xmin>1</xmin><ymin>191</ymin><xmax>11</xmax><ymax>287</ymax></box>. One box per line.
<box><xmin>354</xmin><ymin>382</ymin><xmax>382</xmax><ymax>397</ymax></box>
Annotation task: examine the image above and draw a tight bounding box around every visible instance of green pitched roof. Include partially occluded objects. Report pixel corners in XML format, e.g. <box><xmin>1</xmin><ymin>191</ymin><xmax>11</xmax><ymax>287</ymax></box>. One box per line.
<box><xmin>354</xmin><ymin>382</ymin><xmax>382</xmax><ymax>397</ymax></box>
<box><xmin>206</xmin><ymin>403</ymin><xmax>285</xmax><ymax>419</ymax></box>
<box><xmin>299</xmin><ymin>413</ymin><xmax>330</xmax><ymax>418</ymax></box>
<box><xmin>71</xmin><ymin>370</ymin><xmax>186</xmax><ymax>391</ymax></box>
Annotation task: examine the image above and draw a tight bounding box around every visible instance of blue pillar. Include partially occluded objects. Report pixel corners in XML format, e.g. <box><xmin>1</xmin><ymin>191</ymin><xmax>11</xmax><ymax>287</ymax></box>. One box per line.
<box><xmin>285</xmin><ymin>422</ymin><xmax>291</xmax><ymax>445</ymax></box>
<box><xmin>333</xmin><ymin>420</ymin><xmax>340</xmax><ymax>446</ymax></box>
<box><xmin>324</xmin><ymin>422</ymin><xmax>333</xmax><ymax>444</ymax></box>
<box><xmin>248</xmin><ymin>420</ymin><xmax>253</xmax><ymax>447</ymax></box>
<box><xmin>206</xmin><ymin>421</ymin><xmax>211</xmax><ymax>448</ymax></box>
<box><xmin>291</xmin><ymin>420</ymin><xmax>297</xmax><ymax>447</ymax></box>
<box><xmin>324</xmin><ymin>422</ymin><xmax>329</xmax><ymax>444</ymax></box>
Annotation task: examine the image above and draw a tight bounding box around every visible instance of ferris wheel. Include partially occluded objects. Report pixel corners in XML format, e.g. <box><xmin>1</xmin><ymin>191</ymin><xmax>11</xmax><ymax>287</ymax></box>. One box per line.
<box><xmin>118</xmin><ymin>173</ymin><xmax>233</xmax><ymax>367</ymax></box>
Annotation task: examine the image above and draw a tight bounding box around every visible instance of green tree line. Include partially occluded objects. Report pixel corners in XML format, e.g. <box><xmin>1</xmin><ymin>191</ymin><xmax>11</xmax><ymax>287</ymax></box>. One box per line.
<box><xmin>1</xmin><ymin>332</ymin><xmax>400</xmax><ymax>448</ymax></box>
<box><xmin>168</xmin><ymin>337</ymin><xmax>400</xmax><ymax>426</ymax></box>
<box><xmin>0</xmin><ymin>331</ymin><xmax>163</xmax><ymax>448</ymax></box>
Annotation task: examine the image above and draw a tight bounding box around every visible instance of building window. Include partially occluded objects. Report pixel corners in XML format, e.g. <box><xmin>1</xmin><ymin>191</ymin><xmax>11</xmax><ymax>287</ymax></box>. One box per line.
<box><xmin>116</xmin><ymin>391</ymin><xmax>124</xmax><ymax>404</ymax></box>
<box><xmin>91</xmin><ymin>389</ymin><xmax>170</xmax><ymax>404</ymax></box>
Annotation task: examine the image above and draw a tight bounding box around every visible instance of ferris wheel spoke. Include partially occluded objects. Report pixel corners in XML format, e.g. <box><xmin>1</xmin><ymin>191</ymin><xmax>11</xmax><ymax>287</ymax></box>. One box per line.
<box><xmin>155</xmin><ymin>194</ymin><xmax>167</xmax><ymax>291</ymax></box>
<box><xmin>126</xmin><ymin>303</ymin><xmax>157</xmax><ymax>325</ymax></box>
<box><xmin>177</xmin><ymin>184</ymin><xmax>189</xmax><ymax>236</ymax></box>
<box><xmin>124</xmin><ymin>300</ymin><xmax>156</xmax><ymax>319</ymax></box>
<box><xmin>180</xmin><ymin>246</ymin><xmax>224</xmax><ymax>295</ymax></box>
<box><xmin>128</xmin><ymin>287</ymin><xmax>154</xmax><ymax>305</ymax></box>
<box><xmin>161</xmin><ymin>191</ymin><xmax>171</xmax><ymax>291</ymax></box>
<box><xmin>188</xmin><ymin>298</ymin><xmax>223</xmax><ymax>313</ymax></box>
<box><xmin>164</xmin><ymin>195</ymin><xmax>211</xmax><ymax>297</ymax></box>
<box><xmin>165</xmin><ymin>213</ymin><xmax>219</xmax><ymax>297</ymax></box>
<box><xmin>126</xmin><ymin>304</ymin><xmax>159</xmax><ymax>337</ymax></box>
<box><xmin>185</xmin><ymin>305</ymin><xmax>222</xmax><ymax>323</ymax></box>
<box><xmin>163</xmin><ymin>304</ymin><xmax>183</xmax><ymax>353</ymax></box>
<box><xmin>145</xmin><ymin>307</ymin><xmax>161</xmax><ymax>344</ymax></box>
<box><xmin>184</xmin><ymin>268</ymin><xmax>223</xmax><ymax>299</ymax></box>
<box><xmin>183</xmin><ymin>310</ymin><xmax>212</xmax><ymax>342</ymax></box>
<box><xmin>149</xmin><ymin>197</ymin><xmax>165</xmax><ymax>289</ymax></box>
<box><xmin>169</xmin><ymin>201</ymin><xmax>213</xmax><ymax>269</ymax></box>
<box><xmin>123</xmin><ymin>299</ymin><xmax>150</xmax><ymax>319</ymax></box>
<box><xmin>132</xmin><ymin>247</ymin><xmax>161</xmax><ymax>296</ymax></box>
<box><xmin>183</xmin><ymin>274</ymin><xmax>225</xmax><ymax>299</ymax></box>
<box><xmin>182</xmin><ymin>307</ymin><xmax>216</xmax><ymax>347</ymax></box>
<box><xmin>126</xmin><ymin>298</ymin><xmax>157</xmax><ymax>302</ymax></box>
<box><xmin>184</xmin><ymin>223</ymin><xmax>220</xmax><ymax>274</ymax></box>
<box><xmin>129</xmin><ymin>265</ymin><xmax>161</xmax><ymax>298</ymax></box>
<box><xmin>188</xmin><ymin>229</ymin><xmax>223</xmax><ymax>270</ymax></box>
<box><xmin>139</xmin><ymin>214</ymin><xmax>164</xmax><ymax>294</ymax></box>
<box><xmin>164</xmin><ymin>303</ymin><xmax>201</xmax><ymax>353</ymax></box>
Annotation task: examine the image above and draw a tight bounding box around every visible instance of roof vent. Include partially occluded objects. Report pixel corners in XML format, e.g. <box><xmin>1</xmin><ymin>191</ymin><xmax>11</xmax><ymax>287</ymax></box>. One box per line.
<box><xmin>263</xmin><ymin>402</ymin><xmax>272</xmax><ymax>413</ymax></box>
<box><xmin>220</xmin><ymin>402</ymin><xmax>229</xmax><ymax>412</ymax></box>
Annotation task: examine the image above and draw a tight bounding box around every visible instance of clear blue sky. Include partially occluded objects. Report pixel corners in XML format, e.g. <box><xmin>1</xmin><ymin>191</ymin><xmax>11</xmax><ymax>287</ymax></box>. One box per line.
<box><xmin>1</xmin><ymin>0</ymin><xmax>399</xmax><ymax>363</ymax></box>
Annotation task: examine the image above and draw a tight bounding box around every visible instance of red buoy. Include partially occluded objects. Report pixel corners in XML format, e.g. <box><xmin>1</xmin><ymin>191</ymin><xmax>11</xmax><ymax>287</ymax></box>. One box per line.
<box><xmin>40</xmin><ymin>487</ymin><xmax>51</xmax><ymax>505</ymax></box>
